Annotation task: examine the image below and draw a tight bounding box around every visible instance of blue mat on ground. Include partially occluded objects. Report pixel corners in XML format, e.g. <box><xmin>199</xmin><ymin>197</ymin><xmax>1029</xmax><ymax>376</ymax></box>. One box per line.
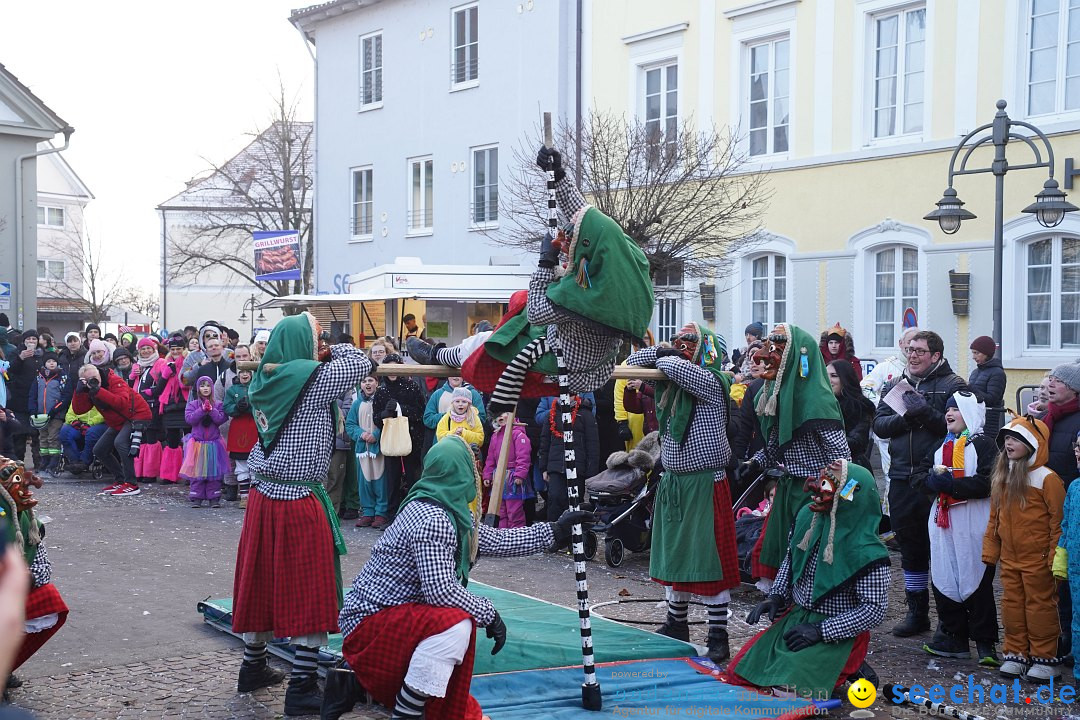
<box><xmin>471</xmin><ymin>659</ymin><xmax>816</xmax><ymax>719</ymax></box>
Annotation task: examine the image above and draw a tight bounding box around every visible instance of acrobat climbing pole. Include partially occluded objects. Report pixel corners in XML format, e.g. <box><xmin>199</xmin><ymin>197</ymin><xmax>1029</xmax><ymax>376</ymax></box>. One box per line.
<box><xmin>544</xmin><ymin>111</ymin><xmax>602</xmax><ymax>712</ymax></box>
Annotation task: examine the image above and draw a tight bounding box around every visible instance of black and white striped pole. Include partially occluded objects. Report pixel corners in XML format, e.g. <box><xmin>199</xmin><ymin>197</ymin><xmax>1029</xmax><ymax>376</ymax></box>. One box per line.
<box><xmin>544</xmin><ymin>112</ymin><xmax>602</xmax><ymax>711</ymax></box>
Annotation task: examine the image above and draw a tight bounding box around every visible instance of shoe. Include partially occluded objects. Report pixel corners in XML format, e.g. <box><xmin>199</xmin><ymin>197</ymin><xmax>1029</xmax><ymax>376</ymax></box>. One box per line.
<box><xmin>142</xmin><ymin>476</ymin><xmax>157</xmax><ymax>484</ymax></box>
<box><xmin>999</xmin><ymin>656</ymin><xmax>1030</xmax><ymax>678</ymax></box>
<box><xmin>109</xmin><ymin>483</ymin><xmax>141</xmax><ymax>496</ymax></box>
<box><xmin>237</xmin><ymin>660</ymin><xmax>286</xmax><ymax>693</ymax></box>
<box><xmin>355</xmin><ymin>516</ymin><xmax>374</xmax><ymax>527</ymax></box>
<box><xmin>210</xmin><ymin>499</ymin><xmax>221</xmax><ymax>509</ymax></box>
<box><xmin>706</xmin><ymin>627</ymin><xmax>730</xmax><ymax>663</ymax></box>
<box><xmin>191</xmin><ymin>500</ymin><xmax>204</xmax><ymax>508</ymax></box>
<box><xmin>6</xmin><ymin>674</ymin><xmax>22</xmax><ymax>689</ymax></box>
<box><xmin>655</xmin><ymin>617</ymin><xmax>690</xmax><ymax>643</ymax></box>
<box><xmin>370</xmin><ymin>516</ymin><xmax>389</xmax><ymax>530</ymax></box>
<box><xmin>67</xmin><ymin>462</ymin><xmax>87</xmax><ymax>475</ymax></box>
<box><xmin>284</xmin><ymin>674</ymin><xmax>323</xmax><ymax>717</ymax></box>
<box><xmin>924</xmin><ymin>635</ymin><xmax>970</xmax><ymax>659</ymax></box>
<box><xmin>321</xmin><ymin>666</ymin><xmax>366</xmax><ymax>720</ymax></box>
<box><xmin>99</xmin><ymin>482</ymin><xmax>122</xmax><ymax>495</ymax></box>
<box><xmin>239</xmin><ymin>495</ymin><xmax>248</xmax><ymax>509</ymax></box>
<box><xmin>405</xmin><ymin>337</ymin><xmax>442</xmax><ymax>365</ymax></box>
<box><xmin>892</xmin><ymin>590</ymin><xmax>930</xmax><ymax>637</ymax></box>
<box><xmin>1025</xmin><ymin>662</ymin><xmax>1061</xmax><ymax>682</ymax></box>
<box><xmin>849</xmin><ymin>662</ymin><xmax>879</xmax><ymax>688</ymax></box>
<box><xmin>222</xmin><ymin>485</ymin><xmax>239</xmax><ymax>502</ymax></box>
<box><xmin>340</xmin><ymin>508</ymin><xmax>358</xmax><ymax>520</ymax></box>
<box><xmin>976</xmin><ymin>642</ymin><xmax>1001</xmax><ymax>667</ymax></box>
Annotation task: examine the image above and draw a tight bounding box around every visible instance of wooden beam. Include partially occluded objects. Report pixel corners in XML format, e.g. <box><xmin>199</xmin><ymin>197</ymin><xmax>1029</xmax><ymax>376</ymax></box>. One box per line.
<box><xmin>254</xmin><ymin>361</ymin><xmax>666</xmax><ymax>380</ymax></box>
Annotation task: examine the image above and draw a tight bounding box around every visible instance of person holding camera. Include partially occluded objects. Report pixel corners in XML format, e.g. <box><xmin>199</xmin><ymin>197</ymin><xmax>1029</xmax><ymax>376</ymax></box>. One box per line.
<box><xmin>70</xmin><ymin>364</ymin><xmax>152</xmax><ymax>497</ymax></box>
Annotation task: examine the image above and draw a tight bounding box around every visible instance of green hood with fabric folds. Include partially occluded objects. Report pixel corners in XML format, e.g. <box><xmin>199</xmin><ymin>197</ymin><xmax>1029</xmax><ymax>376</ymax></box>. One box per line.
<box><xmin>249</xmin><ymin>313</ymin><xmax>321</xmax><ymax>453</ymax></box>
<box><xmin>655</xmin><ymin>323</ymin><xmax>730</xmax><ymax>444</ymax></box>
<box><xmin>400</xmin><ymin>435</ymin><xmax>480</xmax><ymax>584</ymax></box>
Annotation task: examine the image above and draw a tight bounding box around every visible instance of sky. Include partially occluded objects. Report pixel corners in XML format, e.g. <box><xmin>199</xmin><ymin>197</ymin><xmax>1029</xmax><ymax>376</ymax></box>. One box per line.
<box><xmin>1</xmin><ymin>0</ymin><xmax>316</xmax><ymax>294</ymax></box>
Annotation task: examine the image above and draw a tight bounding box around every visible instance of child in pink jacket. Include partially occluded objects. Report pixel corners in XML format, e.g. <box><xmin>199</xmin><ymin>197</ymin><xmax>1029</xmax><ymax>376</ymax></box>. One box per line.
<box><xmin>483</xmin><ymin>411</ymin><xmax>534</xmax><ymax>528</ymax></box>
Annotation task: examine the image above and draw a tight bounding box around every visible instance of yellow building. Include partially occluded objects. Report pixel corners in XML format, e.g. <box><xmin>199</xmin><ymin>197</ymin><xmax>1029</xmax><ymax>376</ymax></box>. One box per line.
<box><xmin>585</xmin><ymin>0</ymin><xmax>1080</xmax><ymax>405</ymax></box>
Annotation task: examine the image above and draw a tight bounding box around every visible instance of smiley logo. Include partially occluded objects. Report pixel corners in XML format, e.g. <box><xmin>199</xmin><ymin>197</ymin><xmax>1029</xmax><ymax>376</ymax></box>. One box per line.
<box><xmin>847</xmin><ymin>678</ymin><xmax>876</xmax><ymax>708</ymax></box>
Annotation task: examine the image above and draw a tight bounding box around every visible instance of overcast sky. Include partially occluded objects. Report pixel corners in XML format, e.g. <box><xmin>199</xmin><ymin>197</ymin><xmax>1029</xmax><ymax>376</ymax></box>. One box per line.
<box><xmin>2</xmin><ymin>0</ymin><xmax>316</xmax><ymax>294</ymax></box>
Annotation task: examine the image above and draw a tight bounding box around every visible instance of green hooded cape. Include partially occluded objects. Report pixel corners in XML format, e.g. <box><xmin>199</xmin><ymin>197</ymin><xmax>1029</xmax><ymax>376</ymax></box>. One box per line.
<box><xmin>249</xmin><ymin>313</ymin><xmax>322</xmax><ymax>452</ymax></box>
<box><xmin>400</xmin><ymin>435</ymin><xmax>480</xmax><ymax>584</ymax></box>
<box><xmin>754</xmin><ymin>323</ymin><xmax>842</xmax><ymax>448</ymax></box>
<box><xmin>655</xmin><ymin>323</ymin><xmax>730</xmax><ymax>443</ymax></box>
<box><xmin>788</xmin><ymin>462</ymin><xmax>890</xmax><ymax>603</ymax></box>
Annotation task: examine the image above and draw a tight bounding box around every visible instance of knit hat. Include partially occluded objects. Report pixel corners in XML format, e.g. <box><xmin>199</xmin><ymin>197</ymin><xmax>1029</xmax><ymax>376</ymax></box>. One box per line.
<box><xmin>112</xmin><ymin>347</ymin><xmax>132</xmax><ymax>362</ymax></box>
<box><xmin>41</xmin><ymin>351</ymin><xmax>58</xmax><ymax>365</ymax></box>
<box><xmin>745</xmin><ymin>322</ymin><xmax>765</xmax><ymax>339</ymax></box>
<box><xmin>253</xmin><ymin>329</ymin><xmax>271</xmax><ymax>345</ymax></box>
<box><xmin>87</xmin><ymin>339</ymin><xmax>111</xmax><ymax>366</ymax></box>
<box><xmin>970</xmin><ymin>335</ymin><xmax>996</xmax><ymax>358</ymax></box>
<box><xmin>136</xmin><ymin>337</ymin><xmax>158</xmax><ymax>351</ymax></box>
<box><xmin>1050</xmin><ymin>362</ymin><xmax>1080</xmax><ymax>393</ymax></box>
<box><xmin>64</xmin><ymin>331</ymin><xmax>80</xmax><ymax>343</ymax></box>
<box><xmin>22</xmin><ymin>328</ymin><xmax>38</xmax><ymax>340</ymax></box>
<box><xmin>196</xmin><ymin>375</ymin><xmax>214</xmax><ymax>390</ymax></box>
<box><xmin>451</xmin><ymin>386</ymin><xmax>472</xmax><ymax>402</ymax></box>
<box><xmin>85</xmin><ymin>323</ymin><xmax>100</xmax><ymax>334</ymax></box>
<box><xmin>166</xmin><ymin>333</ymin><xmax>186</xmax><ymax>348</ymax></box>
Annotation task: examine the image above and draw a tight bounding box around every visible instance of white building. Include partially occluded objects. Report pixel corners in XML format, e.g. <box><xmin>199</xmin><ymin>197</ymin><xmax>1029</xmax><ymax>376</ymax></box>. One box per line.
<box><xmin>290</xmin><ymin>0</ymin><xmax>581</xmax><ymax>342</ymax></box>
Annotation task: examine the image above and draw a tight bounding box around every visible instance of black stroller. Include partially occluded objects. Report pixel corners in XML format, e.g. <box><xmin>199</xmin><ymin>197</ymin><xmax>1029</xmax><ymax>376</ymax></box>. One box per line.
<box><xmin>586</xmin><ymin>432</ymin><xmax>660</xmax><ymax>567</ymax></box>
<box><xmin>731</xmin><ymin>468</ymin><xmax>784</xmax><ymax>583</ymax></box>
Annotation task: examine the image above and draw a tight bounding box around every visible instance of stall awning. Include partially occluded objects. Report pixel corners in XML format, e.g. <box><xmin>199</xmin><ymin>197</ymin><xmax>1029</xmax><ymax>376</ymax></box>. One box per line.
<box><xmin>256</xmin><ymin>290</ymin><xmax>417</xmax><ymax>310</ymax></box>
<box><xmin>346</xmin><ymin>261</ymin><xmax>532</xmax><ymax>303</ymax></box>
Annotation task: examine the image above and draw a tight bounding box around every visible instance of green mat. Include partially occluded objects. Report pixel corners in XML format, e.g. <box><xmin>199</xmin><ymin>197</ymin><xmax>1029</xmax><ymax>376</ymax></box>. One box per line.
<box><xmin>199</xmin><ymin>582</ymin><xmax>693</xmax><ymax>675</ymax></box>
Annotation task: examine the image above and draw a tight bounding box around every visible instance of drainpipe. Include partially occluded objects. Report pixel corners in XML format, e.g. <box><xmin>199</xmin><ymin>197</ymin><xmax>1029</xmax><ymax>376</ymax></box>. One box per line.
<box><xmin>14</xmin><ymin>126</ymin><xmax>74</xmax><ymax>329</ymax></box>
<box><xmin>294</xmin><ymin>21</ymin><xmax>318</xmax><ymax>296</ymax></box>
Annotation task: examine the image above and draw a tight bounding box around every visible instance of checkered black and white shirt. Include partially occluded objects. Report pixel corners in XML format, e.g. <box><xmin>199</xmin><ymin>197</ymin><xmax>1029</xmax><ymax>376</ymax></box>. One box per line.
<box><xmin>626</xmin><ymin>347</ymin><xmax>732</xmax><ymax>480</ymax></box>
<box><xmin>338</xmin><ymin>501</ymin><xmax>554</xmax><ymax>638</ymax></box>
<box><xmin>249</xmin><ymin>345</ymin><xmax>372</xmax><ymax>500</ymax></box>
<box><xmin>771</xmin><ymin>541</ymin><xmax>890</xmax><ymax>643</ymax></box>
<box><xmin>752</xmin><ymin>422</ymin><xmax>851</xmax><ymax>479</ymax></box>
<box><xmin>30</xmin><ymin>542</ymin><xmax>50</xmax><ymax>588</ymax></box>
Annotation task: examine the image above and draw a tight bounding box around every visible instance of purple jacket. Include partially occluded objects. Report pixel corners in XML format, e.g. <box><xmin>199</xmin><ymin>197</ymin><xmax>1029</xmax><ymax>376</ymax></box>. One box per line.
<box><xmin>184</xmin><ymin>399</ymin><xmax>227</xmax><ymax>442</ymax></box>
<box><xmin>483</xmin><ymin>423</ymin><xmax>534</xmax><ymax>499</ymax></box>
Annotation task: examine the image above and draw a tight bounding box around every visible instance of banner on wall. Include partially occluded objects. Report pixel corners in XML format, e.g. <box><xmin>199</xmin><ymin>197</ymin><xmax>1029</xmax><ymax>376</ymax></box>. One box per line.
<box><xmin>254</xmin><ymin>230</ymin><xmax>302</xmax><ymax>282</ymax></box>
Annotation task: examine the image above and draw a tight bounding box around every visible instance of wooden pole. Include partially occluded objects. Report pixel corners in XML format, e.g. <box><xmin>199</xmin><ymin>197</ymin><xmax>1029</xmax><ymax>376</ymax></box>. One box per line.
<box><xmin>482</xmin><ymin>411</ymin><xmax>516</xmax><ymax>526</ymax></box>
<box><xmin>256</xmin><ymin>361</ymin><xmax>668</xmax><ymax>380</ymax></box>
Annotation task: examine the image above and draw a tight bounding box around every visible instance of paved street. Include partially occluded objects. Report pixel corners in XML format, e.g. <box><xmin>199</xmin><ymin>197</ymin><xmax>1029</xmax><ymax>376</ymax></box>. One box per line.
<box><xmin>5</xmin><ymin>474</ymin><xmax>1062</xmax><ymax>719</ymax></box>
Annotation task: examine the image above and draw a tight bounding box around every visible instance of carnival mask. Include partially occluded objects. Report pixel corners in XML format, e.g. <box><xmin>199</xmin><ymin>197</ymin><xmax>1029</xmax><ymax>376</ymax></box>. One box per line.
<box><xmin>804</xmin><ymin>460</ymin><xmax>847</xmax><ymax>513</ymax></box>
<box><xmin>0</xmin><ymin>456</ymin><xmax>42</xmax><ymax>512</ymax></box>
<box><xmin>672</xmin><ymin>323</ymin><xmax>699</xmax><ymax>361</ymax></box>
<box><xmin>752</xmin><ymin>325</ymin><xmax>788</xmax><ymax>380</ymax></box>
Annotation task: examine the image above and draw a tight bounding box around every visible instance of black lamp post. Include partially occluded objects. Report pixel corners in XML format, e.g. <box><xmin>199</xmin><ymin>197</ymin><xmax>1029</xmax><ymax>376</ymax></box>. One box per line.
<box><xmin>238</xmin><ymin>293</ymin><xmax>266</xmax><ymax>340</ymax></box>
<box><xmin>924</xmin><ymin>99</ymin><xmax>1078</xmax><ymax>359</ymax></box>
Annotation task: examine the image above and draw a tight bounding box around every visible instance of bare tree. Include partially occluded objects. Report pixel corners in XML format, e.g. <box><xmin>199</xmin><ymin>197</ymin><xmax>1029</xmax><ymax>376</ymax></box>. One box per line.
<box><xmin>165</xmin><ymin>88</ymin><xmax>313</xmax><ymax>307</ymax></box>
<box><xmin>39</xmin><ymin>231</ymin><xmax>123</xmax><ymax>324</ymax></box>
<box><xmin>494</xmin><ymin>112</ymin><xmax>771</xmax><ymax>280</ymax></box>
<box><xmin>115</xmin><ymin>287</ymin><xmax>160</xmax><ymax>319</ymax></box>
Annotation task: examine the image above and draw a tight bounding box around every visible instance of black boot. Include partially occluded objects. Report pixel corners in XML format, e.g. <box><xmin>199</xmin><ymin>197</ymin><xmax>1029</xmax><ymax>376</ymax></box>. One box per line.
<box><xmin>892</xmin><ymin>590</ymin><xmax>930</xmax><ymax>637</ymax></box>
<box><xmin>406</xmin><ymin>338</ymin><xmax>443</xmax><ymax>365</ymax></box>
<box><xmin>285</xmin><ymin>674</ymin><xmax>323</xmax><ymax>717</ymax></box>
<box><xmin>237</xmin><ymin>660</ymin><xmax>286</xmax><ymax>693</ymax></box>
<box><xmin>655</xmin><ymin>617</ymin><xmax>690</xmax><ymax>642</ymax></box>
<box><xmin>321</xmin><ymin>667</ymin><xmax>366</xmax><ymax>720</ymax></box>
<box><xmin>223</xmin><ymin>484</ymin><xmax>239</xmax><ymax>502</ymax></box>
<box><xmin>706</xmin><ymin>627</ymin><xmax>730</xmax><ymax>663</ymax></box>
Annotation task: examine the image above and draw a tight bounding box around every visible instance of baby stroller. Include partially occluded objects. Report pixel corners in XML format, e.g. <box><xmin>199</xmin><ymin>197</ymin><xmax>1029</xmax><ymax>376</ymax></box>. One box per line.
<box><xmin>586</xmin><ymin>432</ymin><xmax>661</xmax><ymax>567</ymax></box>
<box><xmin>732</xmin><ymin>467</ymin><xmax>784</xmax><ymax>584</ymax></box>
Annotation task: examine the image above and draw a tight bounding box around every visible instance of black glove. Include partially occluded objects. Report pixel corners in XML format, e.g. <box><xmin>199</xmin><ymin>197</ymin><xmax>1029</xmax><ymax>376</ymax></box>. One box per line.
<box><xmin>734</xmin><ymin>459</ymin><xmax>762</xmax><ymax>488</ymax></box>
<box><xmin>746</xmin><ymin>595</ymin><xmax>785</xmax><ymax>625</ymax></box>
<box><xmin>535</xmin><ymin>146</ymin><xmax>565</xmax><ymax>182</ymax></box>
<box><xmin>486</xmin><ymin>611</ymin><xmax>507</xmax><ymax>655</ymax></box>
<box><xmin>783</xmin><ymin>622</ymin><xmax>823</xmax><ymax>652</ymax></box>
<box><xmin>925</xmin><ymin>468</ymin><xmax>954</xmax><ymax>495</ymax></box>
<box><xmin>200</xmin><ymin>415</ymin><xmax>213</xmax><ymax>427</ymax></box>
<box><xmin>617</xmin><ymin>420</ymin><xmax>633</xmax><ymax>441</ymax></box>
<box><xmin>380</xmin><ymin>402</ymin><xmax>399</xmax><ymax>419</ymax></box>
<box><xmin>538</xmin><ymin>230</ymin><xmax>561</xmax><ymax>269</ymax></box>
<box><xmin>236</xmin><ymin>397</ymin><xmax>251</xmax><ymax>413</ymax></box>
<box><xmin>902</xmin><ymin>391</ymin><xmax>931</xmax><ymax>420</ymax></box>
<box><xmin>550</xmin><ymin>509</ymin><xmax>596</xmax><ymax>547</ymax></box>
<box><xmin>167</xmin><ymin>361</ymin><xmax>177</xmax><ymax>372</ymax></box>
<box><xmin>655</xmin><ymin>347</ymin><xmax>683</xmax><ymax>360</ymax></box>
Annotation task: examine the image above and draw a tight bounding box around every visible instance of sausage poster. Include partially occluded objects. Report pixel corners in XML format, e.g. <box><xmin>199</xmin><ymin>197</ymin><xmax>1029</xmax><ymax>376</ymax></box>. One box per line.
<box><xmin>253</xmin><ymin>230</ymin><xmax>302</xmax><ymax>282</ymax></box>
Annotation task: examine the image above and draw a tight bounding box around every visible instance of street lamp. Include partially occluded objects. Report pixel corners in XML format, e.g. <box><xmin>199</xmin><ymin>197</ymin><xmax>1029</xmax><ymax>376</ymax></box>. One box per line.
<box><xmin>238</xmin><ymin>293</ymin><xmax>266</xmax><ymax>340</ymax></box>
<box><xmin>924</xmin><ymin>99</ymin><xmax>1078</xmax><ymax>359</ymax></box>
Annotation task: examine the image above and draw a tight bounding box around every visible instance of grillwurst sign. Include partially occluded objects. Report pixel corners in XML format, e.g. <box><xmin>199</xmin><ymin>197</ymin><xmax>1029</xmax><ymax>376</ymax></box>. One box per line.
<box><xmin>253</xmin><ymin>230</ymin><xmax>302</xmax><ymax>282</ymax></box>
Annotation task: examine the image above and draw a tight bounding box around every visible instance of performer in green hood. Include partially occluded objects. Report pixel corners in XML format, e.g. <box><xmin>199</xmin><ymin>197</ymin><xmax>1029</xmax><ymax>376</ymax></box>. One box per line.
<box><xmin>728</xmin><ymin>459</ymin><xmax>890</xmax><ymax>699</ymax></box>
<box><xmin>735</xmin><ymin>323</ymin><xmax>851</xmax><ymax>589</ymax></box>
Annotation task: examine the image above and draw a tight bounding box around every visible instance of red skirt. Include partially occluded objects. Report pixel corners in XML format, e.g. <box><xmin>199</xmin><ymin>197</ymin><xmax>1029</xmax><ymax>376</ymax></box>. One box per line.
<box><xmin>750</xmin><ymin>513</ymin><xmax>778</xmax><ymax>580</ymax></box>
<box><xmin>654</xmin><ymin>477</ymin><xmax>739</xmax><ymax>595</ymax></box>
<box><xmin>232</xmin><ymin>492</ymin><xmax>340</xmax><ymax>637</ymax></box>
<box><xmin>15</xmin><ymin>583</ymin><xmax>68</xmax><ymax>670</ymax></box>
<box><xmin>342</xmin><ymin>604</ymin><xmax>483</xmax><ymax>720</ymax></box>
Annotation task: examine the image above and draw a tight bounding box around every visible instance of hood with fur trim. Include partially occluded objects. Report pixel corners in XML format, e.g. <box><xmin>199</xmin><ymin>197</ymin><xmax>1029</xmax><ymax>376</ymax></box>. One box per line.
<box><xmin>605</xmin><ymin>430</ymin><xmax>661</xmax><ymax>471</ymax></box>
<box><xmin>997</xmin><ymin>415</ymin><xmax>1051</xmax><ymax>469</ymax></box>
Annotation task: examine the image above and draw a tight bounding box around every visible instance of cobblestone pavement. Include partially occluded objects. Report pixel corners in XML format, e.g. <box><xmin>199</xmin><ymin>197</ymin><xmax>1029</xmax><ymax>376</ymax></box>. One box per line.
<box><xmin>6</xmin><ymin>475</ymin><xmax>1073</xmax><ymax>719</ymax></box>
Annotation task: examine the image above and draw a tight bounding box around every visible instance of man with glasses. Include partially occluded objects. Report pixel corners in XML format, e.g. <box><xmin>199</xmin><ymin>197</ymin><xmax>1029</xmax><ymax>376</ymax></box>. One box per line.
<box><xmin>873</xmin><ymin>330</ymin><xmax>967</xmax><ymax>637</ymax></box>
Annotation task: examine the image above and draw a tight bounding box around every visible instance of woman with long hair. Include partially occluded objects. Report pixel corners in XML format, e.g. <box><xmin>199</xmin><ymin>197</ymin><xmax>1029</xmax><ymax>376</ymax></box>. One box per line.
<box><xmin>827</xmin><ymin>359</ymin><xmax>875</xmax><ymax>471</ymax></box>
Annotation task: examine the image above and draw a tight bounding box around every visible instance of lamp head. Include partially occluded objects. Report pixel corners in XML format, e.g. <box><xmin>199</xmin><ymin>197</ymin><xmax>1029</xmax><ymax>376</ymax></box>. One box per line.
<box><xmin>1023</xmin><ymin>178</ymin><xmax>1079</xmax><ymax>229</ymax></box>
<box><xmin>924</xmin><ymin>187</ymin><xmax>976</xmax><ymax>235</ymax></box>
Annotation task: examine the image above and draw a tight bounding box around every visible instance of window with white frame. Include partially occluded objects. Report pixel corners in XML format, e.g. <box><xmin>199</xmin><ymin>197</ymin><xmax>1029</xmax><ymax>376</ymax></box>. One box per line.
<box><xmin>870</xmin><ymin>5</ymin><xmax>926</xmax><ymax>138</ymax></box>
<box><xmin>873</xmin><ymin>246</ymin><xmax>919</xmax><ymax>348</ymax></box>
<box><xmin>359</xmin><ymin>32</ymin><xmax>383</xmax><ymax>109</ymax></box>
<box><xmin>36</xmin><ymin>259</ymin><xmax>64</xmax><ymax>282</ymax></box>
<box><xmin>1027</xmin><ymin>0</ymin><xmax>1080</xmax><ymax>117</ymax></box>
<box><xmin>749</xmin><ymin>254</ymin><xmax>787</xmax><ymax>327</ymax></box>
<box><xmin>642</xmin><ymin>62</ymin><xmax>678</xmax><ymax>164</ymax></box>
<box><xmin>451</xmin><ymin>3</ymin><xmax>479</xmax><ymax>87</ymax></box>
<box><xmin>36</xmin><ymin>206</ymin><xmax>64</xmax><ymax>228</ymax></box>
<box><xmin>351</xmin><ymin>167</ymin><xmax>373</xmax><ymax>239</ymax></box>
<box><xmin>471</xmin><ymin>146</ymin><xmax>497</xmax><ymax>226</ymax></box>
<box><xmin>746</xmin><ymin>37</ymin><xmax>790</xmax><ymax>157</ymax></box>
<box><xmin>408</xmin><ymin>157</ymin><xmax>434</xmax><ymax>233</ymax></box>
<box><xmin>654</xmin><ymin>263</ymin><xmax>684</xmax><ymax>341</ymax></box>
<box><xmin>1025</xmin><ymin>236</ymin><xmax>1080</xmax><ymax>350</ymax></box>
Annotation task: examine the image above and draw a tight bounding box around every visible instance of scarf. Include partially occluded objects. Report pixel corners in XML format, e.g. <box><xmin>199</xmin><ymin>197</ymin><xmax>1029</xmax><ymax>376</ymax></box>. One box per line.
<box><xmin>935</xmin><ymin>431</ymin><xmax>968</xmax><ymax>529</ymax></box>
<box><xmin>137</xmin><ymin>354</ymin><xmax>156</xmax><ymax>369</ymax></box>
<box><xmin>1045</xmin><ymin>397</ymin><xmax>1080</xmax><ymax>433</ymax></box>
<box><xmin>655</xmin><ymin>323</ymin><xmax>730</xmax><ymax>443</ymax></box>
<box><xmin>450</xmin><ymin>406</ymin><xmax>469</xmax><ymax>423</ymax></box>
<box><xmin>400</xmin><ymin>435</ymin><xmax>481</xmax><ymax>583</ymax></box>
<box><xmin>248</xmin><ymin>313</ymin><xmax>322</xmax><ymax>453</ymax></box>
<box><xmin>355</xmin><ymin>396</ymin><xmax>384</xmax><ymax>480</ymax></box>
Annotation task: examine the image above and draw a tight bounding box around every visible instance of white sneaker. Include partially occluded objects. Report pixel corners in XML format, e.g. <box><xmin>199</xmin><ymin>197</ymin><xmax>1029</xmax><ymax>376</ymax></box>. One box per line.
<box><xmin>1025</xmin><ymin>663</ymin><xmax>1060</xmax><ymax>682</ymax></box>
<box><xmin>1000</xmin><ymin>659</ymin><xmax>1029</xmax><ymax>677</ymax></box>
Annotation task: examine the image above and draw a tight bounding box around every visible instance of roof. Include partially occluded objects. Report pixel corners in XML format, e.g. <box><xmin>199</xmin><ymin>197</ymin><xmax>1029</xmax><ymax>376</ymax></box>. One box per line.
<box><xmin>36</xmin><ymin>297</ymin><xmax>93</xmax><ymax>315</ymax></box>
<box><xmin>37</xmin><ymin>141</ymin><xmax>94</xmax><ymax>201</ymax></box>
<box><xmin>290</xmin><ymin>0</ymin><xmax>383</xmax><ymax>37</ymax></box>
<box><xmin>0</xmin><ymin>62</ymin><xmax>70</xmax><ymax>139</ymax></box>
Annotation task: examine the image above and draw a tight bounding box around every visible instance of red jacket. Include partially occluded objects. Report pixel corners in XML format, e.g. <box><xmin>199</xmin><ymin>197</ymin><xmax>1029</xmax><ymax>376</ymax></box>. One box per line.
<box><xmin>71</xmin><ymin>368</ymin><xmax>152</xmax><ymax>431</ymax></box>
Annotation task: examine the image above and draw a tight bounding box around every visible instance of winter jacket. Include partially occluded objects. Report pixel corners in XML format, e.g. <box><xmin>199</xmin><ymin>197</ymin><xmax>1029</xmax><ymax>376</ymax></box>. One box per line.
<box><xmin>185</xmin><ymin>355</ymin><xmax>234</xmax><ymax>405</ymax></box>
<box><xmin>423</xmin><ymin>382</ymin><xmax>486</xmax><ymax>429</ymax></box>
<box><xmin>0</xmin><ymin>329</ymin><xmax>17</xmax><ymax>362</ymax></box>
<box><xmin>860</xmin><ymin>355</ymin><xmax>906</xmax><ymax>405</ymax></box>
<box><xmin>837</xmin><ymin>391</ymin><xmax>875</xmax><ymax>472</ymax></box>
<box><xmin>184</xmin><ymin>398</ymin><xmax>227</xmax><ymax>442</ymax></box>
<box><xmin>28</xmin><ymin>369</ymin><xmax>66</xmax><ymax>419</ymax></box>
<box><xmin>64</xmin><ymin>403</ymin><xmax>105</xmax><ymax>428</ymax></box>
<box><xmin>71</xmin><ymin>368</ymin><xmax>152</xmax><ymax>431</ymax></box>
<box><xmin>968</xmin><ymin>357</ymin><xmax>1007</xmax><ymax>431</ymax></box>
<box><xmin>56</xmin><ymin>347</ymin><xmax>85</xmax><ymax>384</ymax></box>
<box><xmin>819</xmin><ymin>331</ymin><xmax>863</xmax><ymax>380</ymax></box>
<box><xmin>223</xmin><ymin>382</ymin><xmax>258</xmax><ymax>453</ymax></box>
<box><xmin>1045</xmin><ymin>401</ymin><xmax>1080</xmax><ymax>487</ymax></box>
<box><xmin>729</xmin><ymin>378</ymin><xmax>765</xmax><ymax>461</ymax></box>
<box><xmin>533</xmin><ymin>394</ymin><xmax>596</xmax><ymax>426</ymax></box>
<box><xmin>345</xmin><ymin>390</ymin><xmax>382</xmax><ymax>451</ymax></box>
<box><xmin>483</xmin><ymin>423</ymin><xmax>534</xmax><ymax>499</ymax></box>
<box><xmin>435</xmin><ymin>406</ymin><xmax>485</xmax><ymax>446</ymax></box>
<box><xmin>372</xmin><ymin>377</ymin><xmax>425</xmax><ymax>452</ymax></box>
<box><xmin>622</xmin><ymin>383</ymin><xmax>658</xmax><ymax>435</ymax></box>
<box><xmin>538</xmin><ymin>397</ymin><xmax>600</xmax><ymax>478</ymax></box>
<box><xmin>7</xmin><ymin>348</ymin><xmax>42</xmax><ymax>414</ymax></box>
<box><xmin>130</xmin><ymin>358</ymin><xmax>168</xmax><ymax>422</ymax></box>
